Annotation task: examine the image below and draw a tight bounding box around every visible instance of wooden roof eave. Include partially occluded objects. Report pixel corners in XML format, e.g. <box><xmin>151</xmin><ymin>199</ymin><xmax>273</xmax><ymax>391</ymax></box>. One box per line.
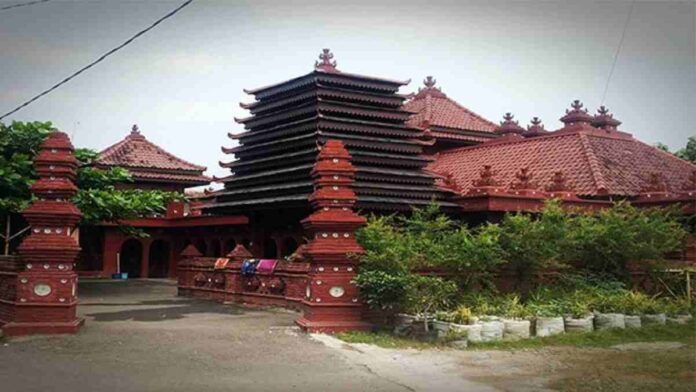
<box><xmin>216</xmin><ymin>163</ymin><xmax>314</xmax><ymax>184</ymax></box>
<box><xmin>220</xmin><ymin>147</ymin><xmax>318</xmax><ymax>169</ymax></box>
<box><xmin>223</xmin><ymin>132</ymin><xmax>317</xmax><ymax>155</ymax></box>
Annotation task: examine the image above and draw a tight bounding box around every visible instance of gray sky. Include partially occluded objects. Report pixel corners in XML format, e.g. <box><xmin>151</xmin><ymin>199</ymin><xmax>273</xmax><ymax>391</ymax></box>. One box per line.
<box><xmin>1</xmin><ymin>0</ymin><xmax>694</xmax><ymax>179</ymax></box>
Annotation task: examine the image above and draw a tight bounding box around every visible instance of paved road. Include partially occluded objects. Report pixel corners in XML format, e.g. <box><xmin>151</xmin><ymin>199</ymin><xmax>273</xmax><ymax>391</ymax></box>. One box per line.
<box><xmin>0</xmin><ymin>280</ymin><xmax>410</xmax><ymax>392</ymax></box>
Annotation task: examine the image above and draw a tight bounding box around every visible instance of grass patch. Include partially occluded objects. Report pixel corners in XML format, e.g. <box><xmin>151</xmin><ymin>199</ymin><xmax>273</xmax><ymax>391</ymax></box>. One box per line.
<box><xmin>336</xmin><ymin>330</ymin><xmax>445</xmax><ymax>350</ymax></box>
<box><xmin>470</xmin><ymin>321</ymin><xmax>696</xmax><ymax>350</ymax></box>
<box><xmin>337</xmin><ymin>321</ymin><xmax>696</xmax><ymax>351</ymax></box>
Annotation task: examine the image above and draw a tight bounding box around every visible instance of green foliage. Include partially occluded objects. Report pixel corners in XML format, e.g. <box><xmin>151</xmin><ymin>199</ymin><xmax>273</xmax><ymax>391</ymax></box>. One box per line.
<box><xmin>675</xmin><ymin>136</ymin><xmax>696</xmax><ymax>164</ymax></box>
<box><xmin>405</xmin><ymin>275</ymin><xmax>458</xmax><ymax>331</ymax></box>
<box><xmin>0</xmin><ymin>121</ymin><xmax>53</xmax><ymax>214</ymax></box>
<box><xmin>566</xmin><ymin>202</ymin><xmax>687</xmax><ymax>277</ymax></box>
<box><xmin>435</xmin><ymin>305</ymin><xmax>474</xmax><ymax>324</ymax></box>
<box><xmin>355</xmin><ymin>201</ymin><xmax>688</xmax><ymax>320</ymax></box>
<box><xmin>74</xmin><ymin>188</ymin><xmax>183</xmax><ymax>225</ymax></box>
<box><xmin>354</xmin><ymin>270</ymin><xmax>412</xmax><ymax>311</ymax></box>
<box><xmin>655</xmin><ymin>136</ymin><xmax>696</xmax><ymax>164</ymax></box>
<box><xmin>497</xmin><ymin>200</ymin><xmax>571</xmax><ymax>284</ymax></box>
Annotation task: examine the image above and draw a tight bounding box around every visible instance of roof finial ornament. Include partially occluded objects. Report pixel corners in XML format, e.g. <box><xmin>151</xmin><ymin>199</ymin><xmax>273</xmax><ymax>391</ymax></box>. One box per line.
<box><xmin>131</xmin><ymin>124</ymin><xmax>140</xmax><ymax>134</ymax></box>
<box><xmin>315</xmin><ymin>48</ymin><xmax>338</xmax><ymax>73</ymax></box>
<box><xmin>423</xmin><ymin>76</ymin><xmax>437</xmax><ymax>88</ymax></box>
<box><xmin>560</xmin><ymin>99</ymin><xmax>593</xmax><ymax>127</ymax></box>
<box><xmin>494</xmin><ymin>113</ymin><xmax>525</xmax><ymax>136</ymax></box>
<box><xmin>523</xmin><ymin>117</ymin><xmax>548</xmax><ymax>138</ymax></box>
<box><xmin>592</xmin><ymin>105</ymin><xmax>622</xmax><ymax>131</ymax></box>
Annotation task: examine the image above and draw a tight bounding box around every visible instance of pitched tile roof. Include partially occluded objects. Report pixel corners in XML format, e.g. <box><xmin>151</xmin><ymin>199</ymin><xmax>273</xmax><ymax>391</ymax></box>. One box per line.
<box><xmin>403</xmin><ymin>76</ymin><xmax>497</xmax><ymax>135</ymax></box>
<box><xmin>96</xmin><ymin>125</ymin><xmax>209</xmax><ymax>186</ymax></box>
<box><xmin>429</xmin><ymin>127</ymin><xmax>696</xmax><ymax>197</ymax></box>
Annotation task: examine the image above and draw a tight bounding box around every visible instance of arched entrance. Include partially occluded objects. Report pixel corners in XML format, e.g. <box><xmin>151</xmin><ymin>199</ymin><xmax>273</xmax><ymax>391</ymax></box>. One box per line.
<box><xmin>195</xmin><ymin>239</ymin><xmax>207</xmax><ymax>256</ymax></box>
<box><xmin>281</xmin><ymin>237</ymin><xmax>298</xmax><ymax>257</ymax></box>
<box><xmin>263</xmin><ymin>238</ymin><xmax>278</xmax><ymax>258</ymax></box>
<box><xmin>224</xmin><ymin>238</ymin><xmax>237</xmax><ymax>254</ymax></box>
<box><xmin>210</xmin><ymin>240</ymin><xmax>221</xmax><ymax>257</ymax></box>
<box><xmin>120</xmin><ymin>239</ymin><xmax>142</xmax><ymax>278</ymax></box>
<box><xmin>148</xmin><ymin>240</ymin><xmax>170</xmax><ymax>278</ymax></box>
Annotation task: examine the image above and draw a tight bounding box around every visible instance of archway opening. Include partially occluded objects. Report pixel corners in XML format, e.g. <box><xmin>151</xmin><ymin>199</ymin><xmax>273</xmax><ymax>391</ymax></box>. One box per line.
<box><xmin>225</xmin><ymin>238</ymin><xmax>237</xmax><ymax>255</ymax></box>
<box><xmin>195</xmin><ymin>239</ymin><xmax>207</xmax><ymax>256</ymax></box>
<box><xmin>210</xmin><ymin>240</ymin><xmax>222</xmax><ymax>257</ymax></box>
<box><xmin>262</xmin><ymin>238</ymin><xmax>278</xmax><ymax>259</ymax></box>
<box><xmin>281</xmin><ymin>237</ymin><xmax>298</xmax><ymax>257</ymax></box>
<box><xmin>120</xmin><ymin>239</ymin><xmax>143</xmax><ymax>278</ymax></box>
<box><xmin>148</xmin><ymin>240</ymin><xmax>170</xmax><ymax>278</ymax></box>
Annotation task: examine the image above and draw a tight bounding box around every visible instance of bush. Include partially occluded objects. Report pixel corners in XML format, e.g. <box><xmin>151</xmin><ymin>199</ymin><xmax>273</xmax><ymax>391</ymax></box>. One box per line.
<box><xmin>354</xmin><ymin>271</ymin><xmax>412</xmax><ymax>311</ymax></box>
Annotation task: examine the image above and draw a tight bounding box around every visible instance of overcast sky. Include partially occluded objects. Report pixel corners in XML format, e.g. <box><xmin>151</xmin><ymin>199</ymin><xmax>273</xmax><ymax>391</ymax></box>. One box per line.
<box><xmin>1</xmin><ymin>0</ymin><xmax>694</xmax><ymax>179</ymax></box>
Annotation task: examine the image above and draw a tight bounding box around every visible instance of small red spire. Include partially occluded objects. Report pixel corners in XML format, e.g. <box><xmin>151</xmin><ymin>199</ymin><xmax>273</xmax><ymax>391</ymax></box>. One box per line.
<box><xmin>560</xmin><ymin>100</ymin><xmax>593</xmax><ymax>127</ymax></box>
<box><xmin>592</xmin><ymin>106</ymin><xmax>622</xmax><ymax>131</ymax></box>
<box><xmin>315</xmin><ymin>48</ymin><xmax>338</xmax><ymax>73</ymax></box>
<box><xmin>495</xmin><ymin>113</ymin><xmax>525</xmax><ymax>136</ymax></box>
<box><xmin>510</xmin><ymin>167</ymin><xmax>538</xmax><ymax>190</ymax></box>
<box><xmin>523</xmin><ymin>117</ymin><xmax>548</xmax><ymax>137</ymax></box>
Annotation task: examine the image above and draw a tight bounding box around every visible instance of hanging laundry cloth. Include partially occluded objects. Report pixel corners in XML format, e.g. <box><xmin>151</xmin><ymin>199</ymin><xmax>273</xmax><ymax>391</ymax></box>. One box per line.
<box><xmin>214</xmin><ymin>258</ymin><xmax>229</xmax><ymax>270</ymax></box>
<box><xmin>256</xmin><ymin>259</ymin><xmax>278</xmax><ymax>274</ymax></box>
<box><xmin>241</xmin><ymin>259</ymin><xmax>259</xmax><ymax>276</ymax></box>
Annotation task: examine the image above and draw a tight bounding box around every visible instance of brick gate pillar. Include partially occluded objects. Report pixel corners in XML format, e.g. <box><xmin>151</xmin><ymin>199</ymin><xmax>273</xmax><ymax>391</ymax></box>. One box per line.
<box><xmin>295</xmin><ymin>140</ymin><xmax>371</xmax><ymax>333</ymax></box>
<box><xmin>2</xmin><ymin>131</ymin><xmax>84</xmax><ymax>336</ymax></box>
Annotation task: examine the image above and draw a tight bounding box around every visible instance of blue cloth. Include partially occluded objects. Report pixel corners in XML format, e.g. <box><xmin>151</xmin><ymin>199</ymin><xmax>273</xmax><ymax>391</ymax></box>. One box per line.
<box><xmin>241</xmin><ymin>259</ymin><xmax>259</xmax><ymax>277</ymax></box>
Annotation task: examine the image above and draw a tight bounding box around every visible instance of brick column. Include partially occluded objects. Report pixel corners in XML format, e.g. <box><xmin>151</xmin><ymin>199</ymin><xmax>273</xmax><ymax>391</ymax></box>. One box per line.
<box><xmin>3</xmin><ymin>132</ymin><xmax>84</xmax><ymax>336</ymax></box>
<box><xmin>295</xmin><ymin>140</ymin><xmax>370</xmax><ymax>333</ymax></box>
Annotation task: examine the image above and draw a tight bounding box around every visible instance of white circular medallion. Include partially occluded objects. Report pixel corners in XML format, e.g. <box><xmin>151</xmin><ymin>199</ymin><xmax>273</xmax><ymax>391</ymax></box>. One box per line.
<box><xmin>33</xmin><ymin>283</ymin><xmax>52</xmax><ymax>297</ymax></box>
<box><xmin>329</xmin><ymin>286</ymin><xmax>345</xmax><ymax>298</ymax></box>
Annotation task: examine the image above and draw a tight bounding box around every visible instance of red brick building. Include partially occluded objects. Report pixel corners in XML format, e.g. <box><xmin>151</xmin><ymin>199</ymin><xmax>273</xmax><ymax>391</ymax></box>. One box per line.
<box><xmin>77</xmin><ymin>125</ymin><xmax>247</xmax><ymax>279</ymax></box>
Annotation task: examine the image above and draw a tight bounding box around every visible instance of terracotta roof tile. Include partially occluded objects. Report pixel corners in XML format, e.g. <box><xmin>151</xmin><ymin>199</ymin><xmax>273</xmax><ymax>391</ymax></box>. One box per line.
<box><xmin>402</xmin><ymin>77</ymin><xmax>497</xmax><ymax>134</ymax></box>
<box><xmin>96</xmin><ymin>125</ymin><xmax>209</xmax><ymax>185</ymax></box>
<box><xmin>429</xmin><ymin>129</ymin><xmax>696</xmax><ymax>197</ymax></box>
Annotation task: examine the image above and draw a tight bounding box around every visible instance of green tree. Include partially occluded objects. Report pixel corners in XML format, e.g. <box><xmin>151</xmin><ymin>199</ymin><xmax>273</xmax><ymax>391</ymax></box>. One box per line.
<box><xmin>0</xmin><ymin>121</ymin><xmax>183</xmax><ymax>254</ymax></box>
<box><xmin>675</xmin><ymin>136</ymin><xmax>696</xmax><ymax>164</ymax></box>
<box><xmin>655</xmin><ymin>137</ymin><xmax>696</xmax><ymax>164</ymax></box>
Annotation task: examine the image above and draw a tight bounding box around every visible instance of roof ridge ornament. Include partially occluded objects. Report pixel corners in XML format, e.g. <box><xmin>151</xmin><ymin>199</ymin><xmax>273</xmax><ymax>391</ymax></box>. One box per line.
<box><xmin>315</xmin><ymin>48</ymin><xmax>338</xmax><ymax>73</ymax></box>
<box><xmin>592</xmin><ymin>105</ymin><xmax>622</xmax><ymax>131</ymax></box>
<box><xmin>423</xmin><ymin>76</ymin><xmax>437</xmax><ymax>88</ymax></box>
<box><xmin>495</xmin><ymin>112</ymin><xmax>525</xmax><ymax>136</ymax></box>
<box><xmin>523</xmin><ymin>116</ymin><xmax>548</xmax><ymax>137</ymax></box>
<box><xmin>560</xmin><ymin>99</ymin><xmax>594</xmax><ymax>128</ymax></box>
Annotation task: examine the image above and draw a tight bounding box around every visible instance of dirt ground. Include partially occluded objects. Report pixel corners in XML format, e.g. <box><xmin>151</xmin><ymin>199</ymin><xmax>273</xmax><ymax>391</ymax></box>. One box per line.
<box><xmin>1</xmin><ymin>280</ymin><xmax>693</xmax><ymax>392</ymax></box>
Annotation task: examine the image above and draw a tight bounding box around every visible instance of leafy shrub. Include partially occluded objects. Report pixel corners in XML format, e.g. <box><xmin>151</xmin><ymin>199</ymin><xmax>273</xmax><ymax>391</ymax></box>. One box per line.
<box><xmin>354</xmin><ymin>270</ymin><xmax>412</xmax><ymax>311</ymax></box>
<box><xmin>405</xmin><ymin>275</ymin><xmax>458</xmax><ymax>331</ymax></box>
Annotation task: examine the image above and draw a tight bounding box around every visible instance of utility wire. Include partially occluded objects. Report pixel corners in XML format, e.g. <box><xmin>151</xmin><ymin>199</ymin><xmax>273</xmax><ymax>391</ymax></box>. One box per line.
<box><xmin>601</xmin><ymin>0</ymin><xmax>635</xmax><ymax>105</ymax></box>
<box><xmin>0</xmin><ymin>0</ymin><xmax>49</xmax><ymax>12</ymax></box>
<box><xmin>0</xmin><ymin>0</ymin><xmax>194</xmax><ymax>121</ymax></box>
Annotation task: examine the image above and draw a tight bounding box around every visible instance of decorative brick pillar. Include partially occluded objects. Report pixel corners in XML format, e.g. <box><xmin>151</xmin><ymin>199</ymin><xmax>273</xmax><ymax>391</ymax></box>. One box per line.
<box><xmin>2</xmin><ymin>132</ymin><xmax>84</xmax><ymax>336</ymax></box>
<box><xmin>295</xmin><ymin>140</ymin><xmax>371</xmax><ymax>333</ymax></box>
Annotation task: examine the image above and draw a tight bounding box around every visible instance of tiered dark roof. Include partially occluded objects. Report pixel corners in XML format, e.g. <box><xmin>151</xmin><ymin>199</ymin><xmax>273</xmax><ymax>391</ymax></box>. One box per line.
<box><xmin>206</xmin><ymin>50</ymin><xmax>454</xmax><ymax>213</ymax></box>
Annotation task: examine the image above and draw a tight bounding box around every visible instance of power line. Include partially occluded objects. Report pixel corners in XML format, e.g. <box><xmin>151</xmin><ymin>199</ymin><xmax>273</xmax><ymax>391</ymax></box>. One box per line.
<box><xmin>601</xmin><ymin>0</ymin><xmax>635</xmax><ymax>105</ymax></box>
<box><xmin>0</xmin><ymin>0</ymin><xmax>50</xmax><ymax>12</ymax></box>
<box><xmin>0</xmin><ymin>0</ymin><xmax>194</xmax><ymax>121</ymax></box>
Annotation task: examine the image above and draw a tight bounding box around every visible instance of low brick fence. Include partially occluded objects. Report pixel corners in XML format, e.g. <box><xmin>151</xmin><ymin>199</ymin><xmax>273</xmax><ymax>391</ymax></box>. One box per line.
<box><xmin>177</xmin><ymin>255</ymin><xmax>310</xmax><ymax>310</ymax></box>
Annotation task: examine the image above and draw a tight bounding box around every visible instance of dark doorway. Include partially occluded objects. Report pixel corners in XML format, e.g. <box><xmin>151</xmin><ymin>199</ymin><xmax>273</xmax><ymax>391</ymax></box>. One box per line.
<box><xmin>120</xmin><ymin>239</ymin><xmax>142</xmax><ymax>278</ymax></box>
<box><xmin>262</xmin><ymin>238</ymin><xmax>278</xmax><ymax>259</ymax></box>
<box><xmin>148</xmin><ymin>240</ymin><xmax>170</xmax><ymax>278</ymax></box>
<box><xmin>195</xmin><ymin>239</ymin><xmax>207</xmax><ymax>256</ymax></box>
<box><xmin>281</xmin><ymin>237</ymin><xmax>298</xmax><ymax>257</ymax></box>
<box><xmin>210</xmin><ymin>240</ymin><xmax>221</xmax><ymax>257</ymax></box>
<box><xmin>224</xmin><ymin>239</ymin><xmax>236</xmax><ymax>255</ymax></box>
